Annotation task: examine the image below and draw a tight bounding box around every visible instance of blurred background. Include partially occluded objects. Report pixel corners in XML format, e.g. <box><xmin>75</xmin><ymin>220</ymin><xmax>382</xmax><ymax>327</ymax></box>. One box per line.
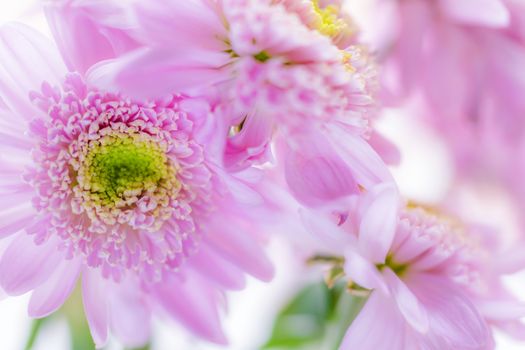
<box><xmin>1</xmin><ymin>1</ymin><xmax>524</xmax><ymax>349</ymax></box>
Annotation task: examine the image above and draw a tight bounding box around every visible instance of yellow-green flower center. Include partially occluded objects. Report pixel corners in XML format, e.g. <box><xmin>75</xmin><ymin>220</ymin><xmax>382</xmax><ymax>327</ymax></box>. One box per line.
<box><xmin>85</xmin><ymin>134</ymin><xmax>167</xmax><ymax>205</ymax></box>
<box><xmin>75</xmin><ymin>132</ymin><xmax>181</xmax><ymax>229</ymax></box>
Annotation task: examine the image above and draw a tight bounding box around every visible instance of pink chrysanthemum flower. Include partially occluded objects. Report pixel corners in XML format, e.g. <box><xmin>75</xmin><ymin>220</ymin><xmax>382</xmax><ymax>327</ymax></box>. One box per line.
<box><xmin>85</xmin><ymin>0</ymin><xmax>387</xmax><ymax>180</ymax></box>
<box><xmin>0</xmin><ymin>23</ymin><xmax>273</xmax><ymax>348</ymax></box>
<box><xmin>303</xmin><ymin>189</ymin><xmax>525</xmax><ymax>349</ymax></box>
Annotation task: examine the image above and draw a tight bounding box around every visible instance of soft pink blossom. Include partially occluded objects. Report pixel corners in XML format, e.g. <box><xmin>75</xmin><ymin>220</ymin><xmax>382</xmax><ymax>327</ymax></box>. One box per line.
<box><xmin>0</xmin><ymin>23</ymin><xmax>273</xmax><ymax>347</ymax></box>
<box><xmin>304</xmin><ymin>189</ymin><xmax>525</xmax><ymax>349</ymax></box>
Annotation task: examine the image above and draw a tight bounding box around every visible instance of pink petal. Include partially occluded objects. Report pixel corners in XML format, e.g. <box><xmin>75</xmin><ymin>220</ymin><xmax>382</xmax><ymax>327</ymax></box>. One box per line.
<box><xmin>0</xmin><ymin>204</ymin><xmax>37</xmax><ymax>238</ymax></box>
<box><xmin>82</xmin><ymin>268</ymin><xmax>109</xmax><ymax>348</ymax></box>
<box><xmin>439</xmin><ymin>0</ymin><xmax>510</xmax><ymax>27</ymax></box>
<box><xmin>0</xmin><ymin>192</ymin><xmax>33</xmax><ymax>211</ymax></box>
<box><xmin>87</xmin><ymin>47</ymin><xmax>229</xmax><ymax>99</ymax></box>
<box><xmin>213</xmin><ymin>169</ymin><xmax>264</xmax><ymax>206</ymax></box>
<box><xmin>299</xmin><ymin>208</ymin><xmax>355</xmax><ymax>253</ymax></box>
<box><xmin>28</xmin><ymin>257</ymin><xmax>81</xmax><ymax>318</ymax></box>
<box><xmin>327</xmin><ymin>127</ymin><xmax>394</xmax><ymax>188</ymax></box>
<box><xmin>341</xmin><ymin>291</ymin><xmax>408</xmax><ymax>350</ymax></box>
<box><xmin>154</xmin><ymin>274</ymin><xmax>227</xmax><ymax>344</ymax></box>
<box><xmin>109</xmin><ymin>281</ymin><xmax>151</xmax><ymax>348</ymax></box>
<box><xmin>190</xmin><ymin>244</ymin><xmax>246</xmax><ymax>290</ymax></box>
<box><xmin>226</xmin><ymin>109</ymin><xmax>274</xmax><ymax>169</ymax></box>
<box><xmin>44</xmin><ymin>0</ymin><xmax>137</xmax><ymax>74</ymax></box>
<box><xmin>344</xmin><ymin>249</ymin><xmax>389</xmax><ymax>294</ymax></box>
<box><xmin>132</xmin><ymin>0</ymin><xmax>226</xmax><ymax>50</ymax></box>
<box><xmin>419</xmin><ymin>22</ymin><xmax>477</xmax><ymax>119</ymax></box>
<box><xmin>493</xmin><ymin>320</ymin><xmax>525</xmax><ymax>341</ymax></box>
<box><xmin>368</xmin><ymin>131</ymin><xmax>401</xmax><ymax>166</ymax></box>
<box><xmin>492</xmin><ymin>243</ymin><xmax>525</xmax><ymax>274</ymax></box>
<box><xmin>0</xmin><ymin>23</ymin><xmax>66</xmax><ymax>119</ymax></box>
<box><xmin>205</xmin><ymin>221</ymin><xmax>274</xmax><ymax>282</ymax></box>
<box><xmin>476</xmin><ymin>300</ymin><xmax>525</xmax><ymax>321</ymax></box>
<box><xmin>407</xmin><ymin>273</ymin><xmax>494</xmax><ymax>349</ymax></box>
<box><xmin>358</xmin><ymin>182</ymin><xmax>399</xmax><ymax>264</ymax></box>
<box><xmin>383</xmin><ymin>268</ymin><xmax>429</xmax><ymax>333</ymax></box>
<box><xmin>284</xmin><ymin>132</ymin><xmax>359</xmax><ymax>207</ymax></box>
<box><xmin>0</xmin><ymin>233</ymin><xmax>62</xmax><ymax>295</ymax></box>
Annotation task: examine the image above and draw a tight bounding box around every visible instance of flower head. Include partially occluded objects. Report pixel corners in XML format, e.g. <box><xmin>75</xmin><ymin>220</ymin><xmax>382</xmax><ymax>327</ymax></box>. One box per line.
<box><xmin>26</xmin><ymin>73</ymin><xmax>216</xmax><ymax>282</ymax></box>
<box><xmin>0</xmin><ymin>23</ymin><xmax>273</xmax><ymax>348</ymax></box>
<box><xmin>304</xmin><ymin>188</ymin><xmax>525</xmax><ymax>349</ymax></box>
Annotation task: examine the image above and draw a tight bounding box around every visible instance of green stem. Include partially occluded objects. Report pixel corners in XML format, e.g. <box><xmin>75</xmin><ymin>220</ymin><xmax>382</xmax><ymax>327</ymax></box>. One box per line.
<box><xmin>128</xmin><ymin>345</ymin><xmax>151</xmax><ymax>350</ymax></box>
<box><xmin>24</xmin><ymin>318</ymin><xmax>48</xmax><ymax>350</ymax></box>
<box><xmin>62</xmin><ymin>284</ymin><xmax>96</xmax><ymax>350</ymax></box>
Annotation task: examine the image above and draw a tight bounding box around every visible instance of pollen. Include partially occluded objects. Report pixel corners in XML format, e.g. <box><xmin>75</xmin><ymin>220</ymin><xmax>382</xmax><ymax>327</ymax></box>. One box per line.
<box><xmin>312</xmin><ymin>0</ymin><xmax>348</xmax><ymax>38</ymax></box>
<box><xmin>342</xmin><ymin>51</ymin><xmax>357</xmax><ymax>72</ymax></box>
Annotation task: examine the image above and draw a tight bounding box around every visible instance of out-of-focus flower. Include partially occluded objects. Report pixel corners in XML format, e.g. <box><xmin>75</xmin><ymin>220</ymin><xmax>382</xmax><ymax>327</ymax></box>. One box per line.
<box><xmin>0</xmin><ymin>23</ymin><xmax>274</xmax><ymax>348</ymax></box>
<box><xmin>304</xmin><ymin>191</ymin><xmax>525</xmax><ymax>349</ymax></box>
<box><xmin>353</xmin><ymin>0</ymin><xmax>525</xmax><ymax>185</ymax></box>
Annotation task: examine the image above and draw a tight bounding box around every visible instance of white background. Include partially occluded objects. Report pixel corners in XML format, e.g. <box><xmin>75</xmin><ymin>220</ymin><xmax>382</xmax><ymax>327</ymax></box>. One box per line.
<box><xmin>1</xmin><ymin>1</ymin><xmax>524</xmax><ymax>349</ymax></box>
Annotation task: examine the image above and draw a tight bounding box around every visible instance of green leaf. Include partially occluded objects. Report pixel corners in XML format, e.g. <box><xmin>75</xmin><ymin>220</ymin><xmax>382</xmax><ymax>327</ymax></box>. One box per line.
<box><xmin>263</xmin><ymin>283</ymin><xmax>330</xmax><ymax>349</ymax></box>
<box><xmin>262</xmin><ymin>281</ymin><xmax>366</xmax><ymax>350</ymax></box>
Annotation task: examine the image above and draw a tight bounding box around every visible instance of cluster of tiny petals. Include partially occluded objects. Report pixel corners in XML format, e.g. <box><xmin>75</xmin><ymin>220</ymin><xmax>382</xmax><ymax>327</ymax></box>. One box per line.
<box><xmin>387</xmin><ymin>206</ymin><xmax>474</xmax><ymax>276</ymax></box>
<box><xmin>220</xmin><ymin>1</ymin><xmax>376</xmax><ymax>136</ymax></box>
<box><xmin>73</xmin><ymin>131</ymin><xmax>181</xmax><ymax>232</ymax></box>
<box><xmin>24</xmin><ymin>73</ymin><xmax>213</xmax><ymax>282</ymax></box>
<box><xmin>278</xmin><ymin>0</ymin><xmax>356</xmax><ymax>47</ymax></box>
<box><xmin>232</xmin><ymin>55</ymin><xmax>373</xmax><ymax>134</ymax></box>
<box><xmin>311</xmin><ymin>0</ymin><xmax>348</xmax><ymax>37</ymax></box>
<box><xmin>223</xmin><ymin>0</ymin><xmax>340</xmax><ymax>62</ymax></box>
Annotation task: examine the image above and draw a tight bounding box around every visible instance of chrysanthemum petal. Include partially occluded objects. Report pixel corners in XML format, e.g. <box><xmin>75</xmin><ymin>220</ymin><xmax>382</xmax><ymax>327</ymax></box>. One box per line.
<box><xmin>28</xmin><ymin>257</ymin><xmax>81</xmax><ymax>318</ymax></box>
<box><xmin>109</xmin><ymin>282</ymin><xmax>151</xmax><ymax>348</ymax></box>
<box><xmin>408</xmin><ymin>273</ymin><xmax>494</xmax><ymax>349</ymax></box>
<box><xmin>341</xmin><ymin>291</ymin><xmax>408</xmax><ymax>350</ymax></box>
<box><xmin>383</xmin><ymin>268</ymin><xmax>429</xmax><ymax>334</ymax></box>
<box><xmin>206</xmin><ymin>223</ymin><xmax>274</xmax><ymax>282</ymax></box>
<box><xmin>0</xmin><ymin>234</ymin><xmax>62</xmax><ymax>295</ymax></box>
<box><xmin>132</xmin><ymin>0</ymin><xmax>226</xmax><ymax>50</ymax></box>
<box><xmin>0</xmin><ymin>23</ymin><xmax>66</xmax><ymax>119</ymax></box>
<box><xmin>328</xmin><ymin>127</ymin><xmax>394</xmax><ymax>188</ymax></box>
<box><xmin>284</xmin><ymin>131</ymin><xmax>359</xmax><ymax>207</ymax></box>
<box><xmin>0</xmin><ymin>201</ymin><xmax>35</xmax><ymax>230</ymax></box>
<box><xmin>87</xmin><ymin>47</ymin><xmax>229</xmax><ymax>99</ymax></box>
<box><xmin>190</xmin><ymin>244</ymin><xmax>246</xmax><ymax>290</ymax></box>
<box><xmin>299</xmin><ymin>208</ymin><xmax>355</xmax><ymax>253</ymax></box>
<box><xmin>344</xmin><ymin>249</ymin><xmax>389</xmax><ymax>294</ymax></box>
<box><xmin>439</xmin><ymin>0</ymin><xmax>510</xmax><ymax>27</ymax></box>
<box><xmin>357</xmin><ymin>182</ymin><xmax>399</xmax><ymax>263</ymax></box>
<box><xmin>44</xmin><ymin>0</ymin><xmax>137</xmax><ymax>74</ymax></box>
<box><xmin>82</xmin><ymin>268</ymin><xmax>109</xmax><ymax>348</ymax></box>
<box><xmin>154</xmin><ymin>274</ymin><xmax>227</xmax><ymax>344</ymax></box>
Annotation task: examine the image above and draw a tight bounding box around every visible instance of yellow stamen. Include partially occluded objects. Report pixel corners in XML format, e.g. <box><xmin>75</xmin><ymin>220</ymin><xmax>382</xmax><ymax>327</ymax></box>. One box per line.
<box><xmin>312</xmin><ymin>0</ymin><xmax>348</xmax><ymax>38</ymax></box>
